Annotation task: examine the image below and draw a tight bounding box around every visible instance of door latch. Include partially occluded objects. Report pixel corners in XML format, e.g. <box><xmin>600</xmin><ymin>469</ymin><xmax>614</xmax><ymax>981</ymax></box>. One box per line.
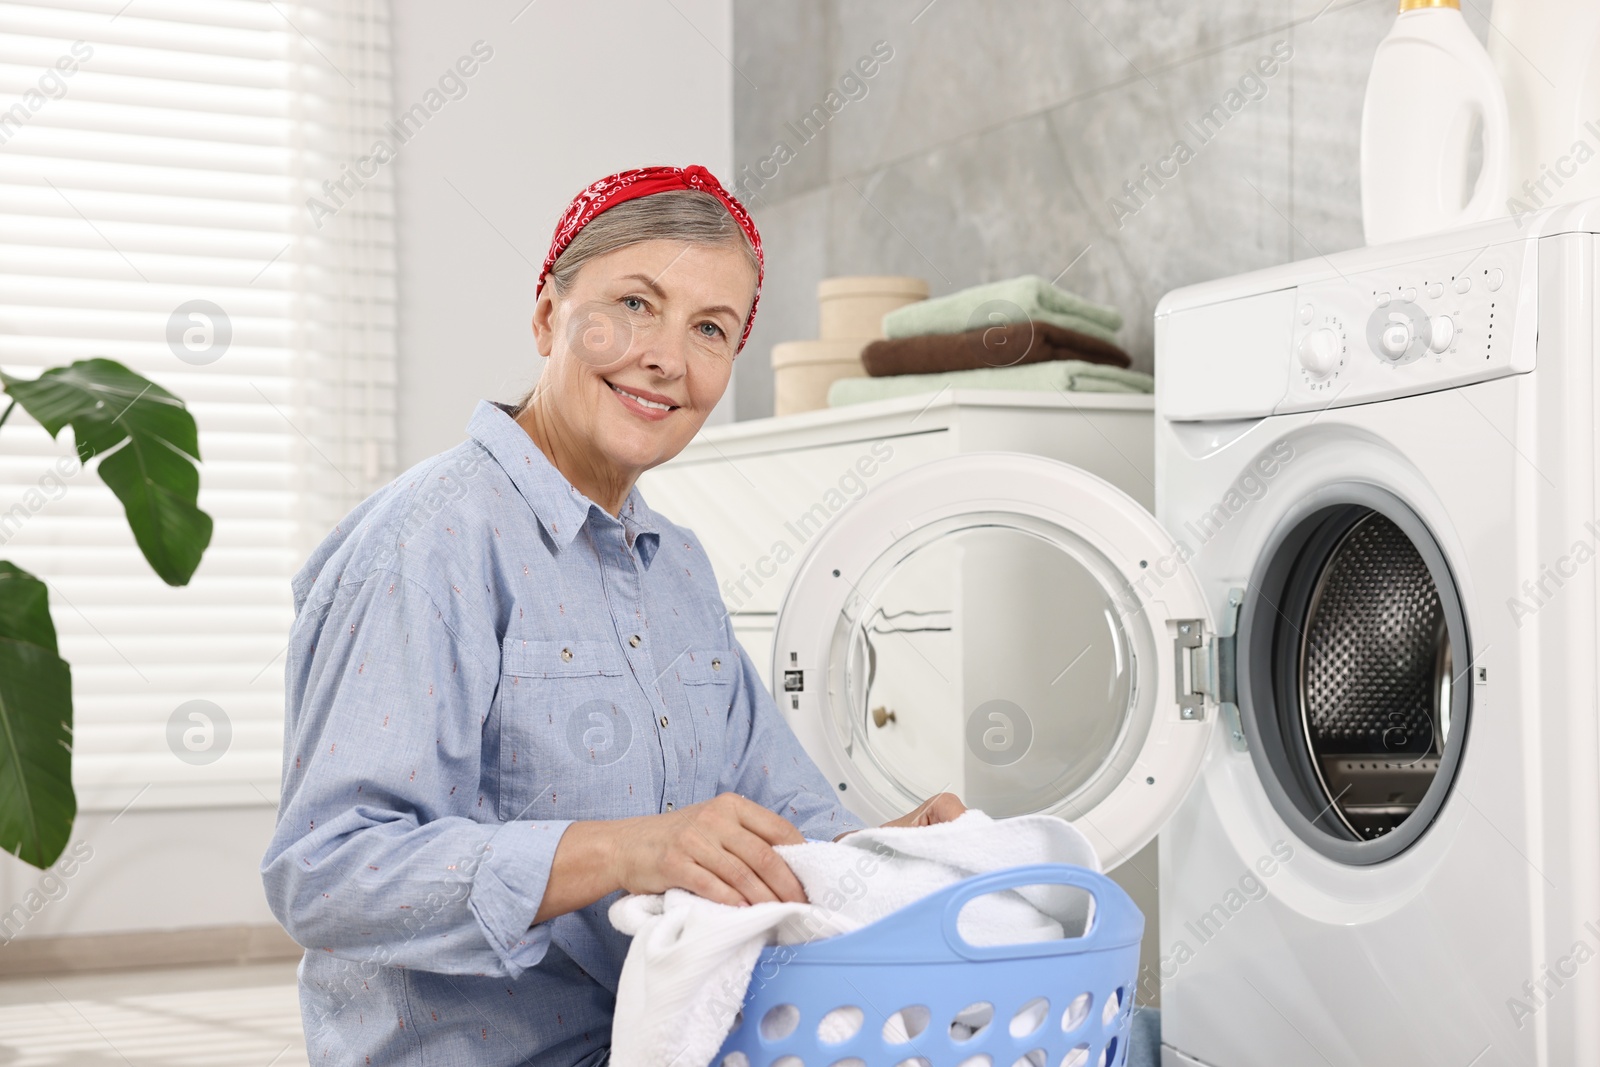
<box><xmin>1174</xmin><ymin>620</ymin><xmax>1206</xmax><ymax>721</ymax></box>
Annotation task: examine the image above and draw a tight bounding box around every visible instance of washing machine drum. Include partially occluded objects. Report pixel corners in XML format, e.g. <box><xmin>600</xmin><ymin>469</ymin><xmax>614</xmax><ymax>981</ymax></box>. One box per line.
<box><xmin>1241</xmin><ymin>489</ymin><xmax>1471</xmax><ymax>864</ymax></box>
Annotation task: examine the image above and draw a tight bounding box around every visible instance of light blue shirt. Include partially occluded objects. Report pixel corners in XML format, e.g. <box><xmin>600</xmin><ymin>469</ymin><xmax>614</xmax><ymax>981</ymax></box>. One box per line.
<box><xmin>261</xmin><ymin>400</ymin><xmax>864</xmax><ymax>1066</ymax></box>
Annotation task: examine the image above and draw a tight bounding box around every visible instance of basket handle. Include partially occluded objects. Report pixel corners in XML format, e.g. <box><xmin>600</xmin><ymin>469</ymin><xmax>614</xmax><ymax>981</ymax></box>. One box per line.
<box><xmin>929</xmin><ymin>863</ymin><xmax>1144</xmax><ymax>962</ymax></box>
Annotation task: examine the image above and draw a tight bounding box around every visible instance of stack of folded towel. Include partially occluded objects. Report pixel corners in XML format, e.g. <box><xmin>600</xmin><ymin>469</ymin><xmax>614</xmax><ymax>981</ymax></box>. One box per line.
<box><xmin>827</xmin><ymin>275</ymin><xmax>1154</xmax><ymax>407</ymax></box>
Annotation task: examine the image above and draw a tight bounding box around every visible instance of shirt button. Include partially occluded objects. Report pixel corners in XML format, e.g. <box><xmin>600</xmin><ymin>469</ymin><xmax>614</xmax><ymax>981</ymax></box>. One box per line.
<box><xmin>629</xmin><ymin>634</ymin><xmax>642</xmax><ymax>648</ymax></box>
<box><xmin>560</xmin><ymin>647</ymin><xmax>573</xmax><ymax>662</ymax></box>
<box><xmin>665</xmin><ymin>802</ymin><xmax>675</xmax><ymax>811</ymax></box>
<box><xmin>711</xmin><ymin>658</ymin><xmax>722</xmax><ymax>671</ymax></box>
<box><xmin>659</xmin><ymin>715</ymin><xmax>669</xmax><ymax>728</ymax></box>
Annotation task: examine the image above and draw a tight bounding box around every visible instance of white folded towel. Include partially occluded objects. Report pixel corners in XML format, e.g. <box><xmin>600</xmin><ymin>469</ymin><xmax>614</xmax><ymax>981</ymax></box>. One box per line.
<box><xmin>607</xmin><ymin>809</ymin><xmax>1100</xmax><ymax>1067</ymax></box>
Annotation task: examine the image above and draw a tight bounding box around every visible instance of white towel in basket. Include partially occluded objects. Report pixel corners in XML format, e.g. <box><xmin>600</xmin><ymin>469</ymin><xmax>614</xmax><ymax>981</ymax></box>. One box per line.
<box><xmin>606</xmin><ymin>809</ymin><xmax>1100</xmax><ymax>1067</ymax></box>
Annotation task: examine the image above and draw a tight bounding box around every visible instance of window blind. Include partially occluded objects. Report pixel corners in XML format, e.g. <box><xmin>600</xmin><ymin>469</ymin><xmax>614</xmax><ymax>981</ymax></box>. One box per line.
<box><xmin>0</xmin><ymin>0</ymin><xmax>396</xmax><ymax>811</ymax></box>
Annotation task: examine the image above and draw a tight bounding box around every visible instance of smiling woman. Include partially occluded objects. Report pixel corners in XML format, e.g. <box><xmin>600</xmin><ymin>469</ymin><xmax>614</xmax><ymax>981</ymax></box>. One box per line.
<box><xmin>260</xmin><ymin>165</ymin><xmax>965</xmax><ymax>1067</ymax></box>
<box><xmin>514</xmin><ymin>185</ymin><xmax>764</xmax><ymax>513</ymax></box>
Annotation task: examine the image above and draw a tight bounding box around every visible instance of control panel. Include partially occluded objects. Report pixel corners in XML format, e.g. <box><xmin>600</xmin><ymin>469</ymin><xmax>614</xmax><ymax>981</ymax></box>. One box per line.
<box><xmin>1278</xmin><ymin>241</ymin><xmax>1536</xmax><ymax>414</ymax></box>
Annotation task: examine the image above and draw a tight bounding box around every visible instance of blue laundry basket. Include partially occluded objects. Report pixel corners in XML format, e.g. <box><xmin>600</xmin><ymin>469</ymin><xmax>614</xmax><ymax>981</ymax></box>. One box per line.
<box><xmin>712</xmin><ymin>864</ymin><xmax>1143</xmax><ymax>1067</ymax></box>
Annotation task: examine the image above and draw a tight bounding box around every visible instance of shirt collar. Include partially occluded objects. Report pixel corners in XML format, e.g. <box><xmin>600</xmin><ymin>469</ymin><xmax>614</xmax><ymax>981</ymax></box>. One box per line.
<box><xmin>467</xmin><ymin>400</ymin><xmax>662</xmax><ymax>567</ymax></box>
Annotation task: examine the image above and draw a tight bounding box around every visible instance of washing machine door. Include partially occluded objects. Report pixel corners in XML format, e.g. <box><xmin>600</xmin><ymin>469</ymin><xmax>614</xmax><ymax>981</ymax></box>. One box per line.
<box><xmin>771</xmin><ymin>452</ymin><xmax>1217</xmax><ymax>868</ymax></box>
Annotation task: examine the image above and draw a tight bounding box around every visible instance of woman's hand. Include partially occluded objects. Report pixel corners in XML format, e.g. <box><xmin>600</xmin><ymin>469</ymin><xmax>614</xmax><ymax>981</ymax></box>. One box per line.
<box><xmin>882</xmin><ymin>791</ymin><xmax>967</xmax><ymax>829</ymax></box>
<box><xmin>833</xmin><ymin>792</ymin><xmax>968</xmax><ymax>840</ymax></box>
<box><xmin>533</xmin><ymin>794</ymin><xmax>807</xmax><ymax>923</ymax></box>
<box><xmin>610</xmin><ymin>792</ymin><xmax>807</xmax><ymax>907</ymax></box>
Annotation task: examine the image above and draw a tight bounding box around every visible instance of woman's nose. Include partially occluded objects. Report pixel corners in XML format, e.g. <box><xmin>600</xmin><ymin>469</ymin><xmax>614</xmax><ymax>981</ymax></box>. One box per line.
<box><xmin>640</xmin><ymin>323</ymin><xmax>690</xmax><ymax>379</ymax></box>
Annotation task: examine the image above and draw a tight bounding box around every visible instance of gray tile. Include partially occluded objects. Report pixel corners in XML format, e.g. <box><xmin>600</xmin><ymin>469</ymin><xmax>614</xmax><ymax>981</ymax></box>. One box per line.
<box><xmin>734</xmin><ymin>185</ymin><xmax>830</xmax><ymax>421</ymax></box>
<box><xmin>818</xmin><ymin>26</ymin><xmax>1297</xmax><ymax>374</ymax></box>
<box><xmin>823</xmin><ymin>0</ymin><xmax>1303</xmax><ymax>181</ymax></box>
<box><xmin>824</xmin><ymin>115</ymin><xmax>1129</xmax><ymax>354</ymax></box>
<box><xmin>826</xmin><ymin>161</ymin><xmax>989</xmax><ymax>294</ymax></box>
<box><xmin>1287</xmin><ymin>0</ymin><xmax>1391</xmax><ymax>258</ymax></box>
<box><xmin>733</xmin><ymin>0</ymin><xmax>834</xmax><ymax>204</ymax></box>
<box><xmin>1043</xmin><ymin>32</ymin><xmax>1297</xmax><ymax>367</ymax></box>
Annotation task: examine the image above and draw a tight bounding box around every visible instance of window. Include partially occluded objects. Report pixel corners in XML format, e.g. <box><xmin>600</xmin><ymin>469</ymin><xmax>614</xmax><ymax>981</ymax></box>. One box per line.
<box><xmin>0</xmin><ymin>0</ymin><xmax>395</xmax><ymax>810</ymax></box>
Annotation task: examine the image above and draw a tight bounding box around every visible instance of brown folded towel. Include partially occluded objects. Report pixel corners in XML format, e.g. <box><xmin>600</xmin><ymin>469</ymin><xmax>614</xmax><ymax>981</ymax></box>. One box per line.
<box><xmin>861</xmin><ymin>320</ymin><xmax>1130</xmax><ymax>377</ymax></box>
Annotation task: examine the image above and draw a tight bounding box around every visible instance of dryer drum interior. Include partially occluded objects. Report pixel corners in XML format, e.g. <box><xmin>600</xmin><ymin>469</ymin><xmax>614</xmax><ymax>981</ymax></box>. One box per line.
<box><xmin>1242</xmin><ymin>490</ymin><xmax>1471</xmax><ymax>864</ymax></box>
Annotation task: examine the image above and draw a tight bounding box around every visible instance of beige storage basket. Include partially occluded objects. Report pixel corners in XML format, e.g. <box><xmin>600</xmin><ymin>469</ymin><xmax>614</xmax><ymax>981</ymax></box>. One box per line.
<box><xmin>817</xmin><ymin>275</ymin><xmax>929</xmax><ymax>341</ymax></box>
<box><xmin>771</xmin><ymin>275</ymin><xmax>929</xmax><ymax>416</ymax></box>
<box><xmin>771</xmin><ymin>340</ymin><xmax>872</xmax><ymax>417</ymax></box>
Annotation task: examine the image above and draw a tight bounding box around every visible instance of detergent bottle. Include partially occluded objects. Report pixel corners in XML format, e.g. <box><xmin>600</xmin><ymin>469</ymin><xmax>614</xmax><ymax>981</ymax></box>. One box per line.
<box><xmin>1488</xmin><ymin>0</ymin><xmax>1600</xmax><ymax>216</ymax></box>
<box><xmin>1360</xmin><ymin>0</ymin><xmax>1508</xmax><ymax>245</ymax></box>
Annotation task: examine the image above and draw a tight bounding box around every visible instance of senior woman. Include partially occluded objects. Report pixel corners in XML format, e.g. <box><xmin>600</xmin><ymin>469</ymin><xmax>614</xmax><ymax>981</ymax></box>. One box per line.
<box><xmin>261</xmin><ymin>165</ymin><xmax>964</xmax><ymax>1066</ymax></box>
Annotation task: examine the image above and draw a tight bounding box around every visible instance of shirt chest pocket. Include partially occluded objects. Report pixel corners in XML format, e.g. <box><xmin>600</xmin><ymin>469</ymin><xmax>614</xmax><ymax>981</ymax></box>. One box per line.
<box><xmin>666</xmin><ymin>648</ymin><xmax>737</xmax><ymax>789</ymax></box>
<box><xmin>497</xmin><ymin>638</ymin><xmax>650</xmax><ymax>819</ymax></box>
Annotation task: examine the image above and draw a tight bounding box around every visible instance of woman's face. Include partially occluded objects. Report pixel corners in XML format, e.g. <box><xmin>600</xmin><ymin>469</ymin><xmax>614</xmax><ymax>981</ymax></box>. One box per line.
<box><xmin>531</xmin><ymin>238</ymin><xmax>756</xmax><ymax>479</ymax></box>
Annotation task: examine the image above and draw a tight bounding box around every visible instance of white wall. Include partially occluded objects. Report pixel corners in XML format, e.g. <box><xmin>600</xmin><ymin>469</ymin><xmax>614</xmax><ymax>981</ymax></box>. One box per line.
<box><xmin>393</xmin><ymin>0</ymin><xmax>736</xmax><ymax>467</ymax></box>
<box><xmin>0</xmin><ymin>1</ymin><xmax>734</xmax><ymax>952</ymax></box>
<box><xmin>0</xmin><ymin>807</ymin><xmax>284</xmax><ymax>948</ymax></box>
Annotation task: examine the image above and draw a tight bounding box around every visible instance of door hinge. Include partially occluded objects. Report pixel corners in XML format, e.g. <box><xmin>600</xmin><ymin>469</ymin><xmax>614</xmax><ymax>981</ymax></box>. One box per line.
<box><xmin>1174</xmin><ymin>588</ymin><xmax>1246</xmax><ymax>749</ymax></box>
<box><xmin>1215</xmin><ymin>588</ymin><xmax>1245</xmax><ymax>750</ymax></box>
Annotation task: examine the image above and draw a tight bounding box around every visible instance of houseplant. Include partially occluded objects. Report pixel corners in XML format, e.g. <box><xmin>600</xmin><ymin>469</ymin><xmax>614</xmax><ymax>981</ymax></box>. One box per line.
<box><xmin>0</xmin><ymin>358</ymin><xmax>212</xmax><ymax>869</ymax></box>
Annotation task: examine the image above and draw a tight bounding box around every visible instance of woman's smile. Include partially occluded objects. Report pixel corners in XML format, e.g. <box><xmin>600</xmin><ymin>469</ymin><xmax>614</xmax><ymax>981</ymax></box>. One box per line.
<box><xmin>605</xmin><ymin>379</ymin><xmax>681</xmax><ymax>419</ymax></box>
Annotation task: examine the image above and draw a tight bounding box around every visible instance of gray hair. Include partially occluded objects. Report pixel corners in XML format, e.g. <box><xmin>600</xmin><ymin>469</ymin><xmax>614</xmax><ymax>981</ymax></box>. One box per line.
<box><xmin>545</xmin><ymin>189</ymin><xmax>759</xmax><ymax>296</ymax></box>
<box><xmin>515</xmin><ymin>190</ymin><xmax>759</xmax><ymax>411</ymax></box>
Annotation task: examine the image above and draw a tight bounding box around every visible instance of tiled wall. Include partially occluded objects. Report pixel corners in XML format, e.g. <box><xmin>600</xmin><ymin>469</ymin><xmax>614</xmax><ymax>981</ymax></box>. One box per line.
<box><xmin>729</xmin><ymin>0</ymin><xmax>1491</xmax><ymax>420</ymax></box>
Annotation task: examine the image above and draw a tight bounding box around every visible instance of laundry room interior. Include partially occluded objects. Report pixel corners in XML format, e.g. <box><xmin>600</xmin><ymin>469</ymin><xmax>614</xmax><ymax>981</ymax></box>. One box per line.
<box><xmin>0</xmin><ymin>0</ymin><xmax>1595</xmax><ymax>1065</ymax></box>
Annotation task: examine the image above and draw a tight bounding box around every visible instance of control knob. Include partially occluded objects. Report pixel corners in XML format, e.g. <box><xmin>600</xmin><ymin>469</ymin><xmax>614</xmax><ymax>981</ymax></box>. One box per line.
<box><xmin>1428</xmin><ymin>314</ymin><xmax>1454</xmax><ymax>353</ymax></box>
<box><xmin>1296</xmin><ymin>327</ymin><xmax>1341</xmax><ymax>379</ymax></box>
<box><xmin>1378</xmin><ymin>320</ymin><xmax>1412</xmax><ymax>360</ymax></box>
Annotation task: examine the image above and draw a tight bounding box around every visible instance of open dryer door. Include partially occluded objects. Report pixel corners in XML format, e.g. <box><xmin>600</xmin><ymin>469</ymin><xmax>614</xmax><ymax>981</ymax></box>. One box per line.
<box><xmin>771</xmin><ymin>452</ymin><xmax>1219</xmax><ymax>869</ymax></box>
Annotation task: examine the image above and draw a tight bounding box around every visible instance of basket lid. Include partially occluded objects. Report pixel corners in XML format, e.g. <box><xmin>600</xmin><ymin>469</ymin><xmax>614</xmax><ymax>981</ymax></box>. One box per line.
<box><xmin>816</xmin><ymin>275</ymin><xmax>930</xmax><ymax>301</ymax></box>
<box><xmin>770</xmin><ymin>339</ymin><xmax>867</xmax><ymax>369</ymax></box>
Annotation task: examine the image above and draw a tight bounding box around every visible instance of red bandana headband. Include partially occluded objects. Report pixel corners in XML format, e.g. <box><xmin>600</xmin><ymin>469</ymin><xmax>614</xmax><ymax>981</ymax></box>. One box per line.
<box><xmin>538</xmin><ymin>165</ymin><xmax>764</xmax><ymax>351</ymax></box>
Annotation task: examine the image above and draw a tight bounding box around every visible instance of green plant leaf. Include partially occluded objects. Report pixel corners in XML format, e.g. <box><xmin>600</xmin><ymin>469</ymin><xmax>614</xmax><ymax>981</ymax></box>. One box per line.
<box><xmin>0</xmin><ymin>562</ymin><xmax>74</xmax><ymax>869</ymax></box>
<box><xmin>0</xmin><ymin>358</ymin><xmax>213</xmax><ymax>586</ymax></box>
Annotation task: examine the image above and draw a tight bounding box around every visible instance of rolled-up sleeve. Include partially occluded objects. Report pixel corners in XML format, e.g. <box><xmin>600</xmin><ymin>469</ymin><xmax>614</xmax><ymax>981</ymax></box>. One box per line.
<box><xmin>261</xmin><ymin>570</ymin><xmax>569</xmax><ymax>979</ymax></box>
<box><xmin>717</xmin><ymin>615</ymin><xmax>867</xmax><ymax>842</ymax></box>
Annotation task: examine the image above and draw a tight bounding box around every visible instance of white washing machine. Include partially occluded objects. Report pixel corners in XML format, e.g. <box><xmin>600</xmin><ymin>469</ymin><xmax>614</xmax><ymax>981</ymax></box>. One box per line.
<box><xmin>770</xmin><ymin>199</ymin><xmax>1600</xmax><ymax>1065</ymax></box>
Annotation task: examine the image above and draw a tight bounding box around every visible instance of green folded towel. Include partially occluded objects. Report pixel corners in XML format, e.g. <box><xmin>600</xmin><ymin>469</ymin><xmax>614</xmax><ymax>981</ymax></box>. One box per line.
<box><xmin>826</xmin><ymin>360</ymin><xmax>1153</xmax><ymax>407</ymax></box>
<box><xmin>882</xmin><ymin>275</ymin><xmax>1124</xmax><ymax>346</ymax></box>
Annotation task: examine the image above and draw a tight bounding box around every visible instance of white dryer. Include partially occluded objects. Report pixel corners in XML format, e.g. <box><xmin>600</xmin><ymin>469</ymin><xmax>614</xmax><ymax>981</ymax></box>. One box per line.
<box><xmin>769</xmin><ymin>199</ymin><xmax>1600</xmax><ymax>1066</ymax></box>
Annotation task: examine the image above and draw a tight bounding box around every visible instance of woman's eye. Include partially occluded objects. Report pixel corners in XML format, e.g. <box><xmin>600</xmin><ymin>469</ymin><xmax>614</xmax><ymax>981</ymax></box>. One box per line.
<box><xmin>622</xmin><ymin>296</ymin><xmax>645</xmax><ymax>312</ymax></box>
<box><xmin>698</xmin><ymin>322</ymin><xmax>725</xmax><ymax>339</ymax></box>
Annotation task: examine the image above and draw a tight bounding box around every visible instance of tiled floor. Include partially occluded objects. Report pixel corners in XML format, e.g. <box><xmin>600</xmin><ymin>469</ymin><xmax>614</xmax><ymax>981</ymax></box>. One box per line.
<box><xmin>0</xmin><ymin>962</ymin><xmax>308</xmax><ymax>1066</ymax></box>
